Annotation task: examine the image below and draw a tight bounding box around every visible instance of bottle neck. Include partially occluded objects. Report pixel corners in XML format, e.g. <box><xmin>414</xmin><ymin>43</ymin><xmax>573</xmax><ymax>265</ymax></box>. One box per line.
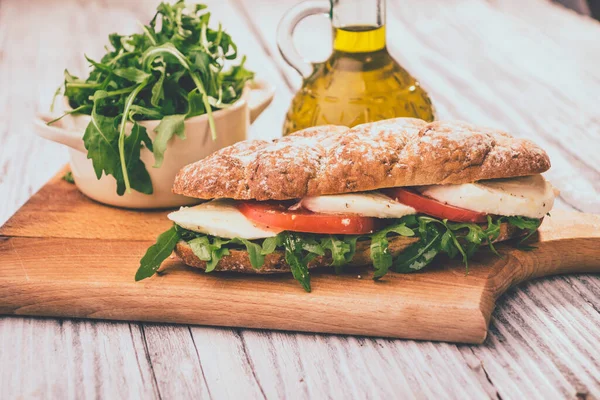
<box><xmin>332</xmin><ymin>0</ymin><xmax>386</xmax><ymax>53</ymax></box>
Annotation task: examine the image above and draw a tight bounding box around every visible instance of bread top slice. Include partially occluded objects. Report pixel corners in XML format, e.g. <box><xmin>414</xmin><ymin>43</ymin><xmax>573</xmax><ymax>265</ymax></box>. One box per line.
<box><xmin>173</xmin><ymin>118</ymin><xmax>551</xmax><ymax>201</ymax></box>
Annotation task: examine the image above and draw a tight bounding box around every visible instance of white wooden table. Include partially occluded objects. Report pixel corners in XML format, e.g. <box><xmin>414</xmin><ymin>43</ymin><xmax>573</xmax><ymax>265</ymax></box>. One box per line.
<box><xmin>1</xmin><ymin>0</ymin><xmax>599</xmax><ymax>398</ymax></box>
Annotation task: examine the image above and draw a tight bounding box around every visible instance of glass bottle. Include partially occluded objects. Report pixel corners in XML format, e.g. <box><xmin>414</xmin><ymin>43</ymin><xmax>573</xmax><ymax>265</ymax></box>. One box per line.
<box><xmin>277</xmin><ymin>0</ymin><xmax>435</xmax><ymax>135</ymax></box>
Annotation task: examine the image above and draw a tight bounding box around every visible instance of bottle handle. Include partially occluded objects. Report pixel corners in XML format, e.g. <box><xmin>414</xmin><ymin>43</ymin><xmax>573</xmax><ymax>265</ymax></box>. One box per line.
<box><xmin>277</xmin><ymin>0</ymin><xmax>330</xmax><ymax>79</ymax></box>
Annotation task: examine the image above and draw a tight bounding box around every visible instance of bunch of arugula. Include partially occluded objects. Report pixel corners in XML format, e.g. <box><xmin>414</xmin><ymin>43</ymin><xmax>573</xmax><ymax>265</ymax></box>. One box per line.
<box><xmin>136</xmin><ymin>215</ymin><xmax>541</xmax><ymax>292</ymax></box>
<box><xmin>50</xmin><ymin>1</ymin><xmax>254</xmax><ymax>195</ymax></box>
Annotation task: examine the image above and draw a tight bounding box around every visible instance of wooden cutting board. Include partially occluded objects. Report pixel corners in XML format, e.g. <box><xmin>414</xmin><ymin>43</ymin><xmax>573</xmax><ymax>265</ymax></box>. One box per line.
<box><xmin>1</xmin><ymin>169</ymin><xmax>599</xmax><ymax>344</ymax></box>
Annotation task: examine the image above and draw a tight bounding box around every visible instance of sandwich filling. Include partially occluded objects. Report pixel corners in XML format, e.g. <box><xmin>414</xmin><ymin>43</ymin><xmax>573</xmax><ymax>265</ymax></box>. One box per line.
<box><xmin>137</xmin><ymin>174</ymin><xmax>556</xmax><ymax>291</ymax></box>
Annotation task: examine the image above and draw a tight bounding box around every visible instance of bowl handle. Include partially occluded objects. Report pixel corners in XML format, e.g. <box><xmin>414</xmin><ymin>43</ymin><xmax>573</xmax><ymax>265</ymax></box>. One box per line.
<box><xmin>34</xmin><ymin>112</ymin><xmax>87</xmax><ymax>153</ymax></box>
<box><xmin>247</xmin><ymin>79</ymin><xmax>275</xmax><ymax>123</ymax></box>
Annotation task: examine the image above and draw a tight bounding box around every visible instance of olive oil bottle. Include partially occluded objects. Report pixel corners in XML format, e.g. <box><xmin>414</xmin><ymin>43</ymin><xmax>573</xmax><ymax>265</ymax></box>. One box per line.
<box><xmin>278</xmin><ymin>0</ymin><xmax>435</xmax><ymax>135</ymax></box>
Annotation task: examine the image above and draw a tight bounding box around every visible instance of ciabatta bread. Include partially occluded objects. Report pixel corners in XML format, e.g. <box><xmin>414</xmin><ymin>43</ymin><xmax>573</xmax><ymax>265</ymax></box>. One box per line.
<box><xmin>173</xmin><ymin>119</ymin><xmax>550</xmax><ymax>201</ymax></box>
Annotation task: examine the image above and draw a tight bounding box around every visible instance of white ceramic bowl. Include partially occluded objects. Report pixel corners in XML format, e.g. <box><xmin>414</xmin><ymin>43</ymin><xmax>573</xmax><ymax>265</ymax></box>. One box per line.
<box><xmin>34</xmin><ymin>80</ymin><xmax>274</xmax><ymax>209</ymax></box>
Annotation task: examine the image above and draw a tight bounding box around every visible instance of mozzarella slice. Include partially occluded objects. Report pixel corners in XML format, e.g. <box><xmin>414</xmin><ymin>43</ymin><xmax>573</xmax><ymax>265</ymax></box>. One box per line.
<box><xmin>168</xmin><ymin>199</ymin><xmax>281</xmax><ymax>239</ymax></box>
<box><xmin>301</xmin><ymin>192</ymin><xmax>416</xmax><ymax>218</ymax></box>
<box><xmin>417</xmin><ymin>175</ymin><xmax>555</xmax><ymax>219</ymax></box>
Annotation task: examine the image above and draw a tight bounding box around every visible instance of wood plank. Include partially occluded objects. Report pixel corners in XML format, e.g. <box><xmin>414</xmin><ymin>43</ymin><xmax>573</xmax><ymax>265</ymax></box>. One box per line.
<box><xmin>0</xmin><ymin>170</ymin><xmax>172</xmax><ymax>240</ymax></box>
<box><xmin>0</xmin><ymin>0</ymin><xmax>70</xmax><ymax>226</ymax></box>
<box><xmin>142</xmin><ymin>325</ymin><xmax>212</xmax><ymax>399</ymax></box>
<box><xmin>188</xmin><ymin>327</ymin><xmax>268</xmax><ymax>399</ymax></box>
<box><xmin>490</xmin><ymin>0</ymin><xmax>600</xmax><ymax>61</ymax></box>
<box><xmin>238</xmin><ymin>330</ymin><xmax>501</xmax><ymax>399</ymax></box>
<box><xmin>0</xmin><ymin>317</ymin><xmax>160</xmax><ymax>399</ymax></box>
<box><xmin>234</xmin><ymin>0</ymin><xmax>306</xmax><ymax>91</ymax></box>
<box><xmin>470</xmin><ymin>277</ymin><xmax>600</xmax><ymax>398</ymax></box>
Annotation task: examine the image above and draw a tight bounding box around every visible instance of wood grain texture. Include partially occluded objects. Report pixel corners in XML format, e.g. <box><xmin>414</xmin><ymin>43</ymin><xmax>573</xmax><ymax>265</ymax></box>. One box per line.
<box><xmin>0</xmin><ymin>1</ymin><xmax>162</xmax><ymax>399</ymax></box>
<box><xmin>0</xmin><ymin>0</ymin><xmax>599</xmax><ymax>399</ymax></box>
<box><xmin>1</xmin><ymin>171</ymin><xmax>599</xmax><ymax>345</ymax></box>
<box><xmin>0</xmin><ymin>317</ymin><xmax>160</xmax><ymax>399</ymax></box>
<box><xmin>236</xmin><ymin>0</ymin><xmax>600</xmax><ymax>397</ymax></box>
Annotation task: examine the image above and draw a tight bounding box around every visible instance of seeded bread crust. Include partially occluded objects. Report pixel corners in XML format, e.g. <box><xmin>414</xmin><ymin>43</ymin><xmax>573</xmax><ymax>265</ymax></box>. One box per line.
<box><xmin>173</xmin><ymin>118</ymin><xmax>551</xmax><ymax>201</ymax></box>
<box><xmin>169</xmin><ymin>222</ymin><xmax>523</xmax><ymax>274</ymax></box>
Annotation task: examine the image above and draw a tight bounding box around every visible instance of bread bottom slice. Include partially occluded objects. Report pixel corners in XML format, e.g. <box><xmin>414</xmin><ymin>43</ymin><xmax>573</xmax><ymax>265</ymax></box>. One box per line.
<box><xmin>171</xmin><ymin>222</ymin><xmax>524</xmax><ymax>274</ymax></box>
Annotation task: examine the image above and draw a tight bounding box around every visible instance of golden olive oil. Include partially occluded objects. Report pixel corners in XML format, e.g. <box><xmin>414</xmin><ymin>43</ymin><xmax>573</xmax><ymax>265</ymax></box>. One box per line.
<box><xmin>334</xmin><ymin>24</ymin><xmax>386</xmax><ymax>52</ymax></box>
<box><xmin>283</xmin><ymin>25</ymin><xmax>435</xmax><ymax>135</ymax></box>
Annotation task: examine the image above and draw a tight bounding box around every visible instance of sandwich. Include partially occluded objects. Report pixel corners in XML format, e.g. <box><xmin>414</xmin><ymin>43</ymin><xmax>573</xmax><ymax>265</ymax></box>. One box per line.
<box><xmin>136</xmin><ymin>118</ymin><xmax>556</xmax><ymax>292</ymax></box>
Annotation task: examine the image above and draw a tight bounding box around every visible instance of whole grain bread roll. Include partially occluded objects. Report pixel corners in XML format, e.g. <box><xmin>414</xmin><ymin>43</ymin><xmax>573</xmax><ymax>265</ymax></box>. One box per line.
<box><xmin>173</xmin><ymin>118</ymin><xmax>550</xmax><ymax>201</ymax></box>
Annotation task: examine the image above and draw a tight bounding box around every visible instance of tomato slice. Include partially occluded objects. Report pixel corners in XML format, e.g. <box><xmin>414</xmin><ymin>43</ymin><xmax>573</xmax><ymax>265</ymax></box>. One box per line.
<box><xmin>237</xmin><ymin>201</ymin><xmax>377</xmax><ymax>235</ymax></box>
<box><xmin>382</xmin><ymin>188</ymin><xmax>488</xmax><ymax>223</ymax></box>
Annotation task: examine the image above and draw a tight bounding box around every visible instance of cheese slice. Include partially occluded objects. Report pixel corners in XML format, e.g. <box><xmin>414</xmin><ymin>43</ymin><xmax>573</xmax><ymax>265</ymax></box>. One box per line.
<box><xmin>301</xmin><ymin>192</ymin><xmax>416</xmax><ymax>218</ymax></box>
<box><xmin>418</xmin><ymin>175</ymin><xmax>556</xmax><ymax>219</ymax></box>
<box><xmin>168</xmin><ymin>199</ymin><xmax>282</xmax><ymax>239</ymax></box>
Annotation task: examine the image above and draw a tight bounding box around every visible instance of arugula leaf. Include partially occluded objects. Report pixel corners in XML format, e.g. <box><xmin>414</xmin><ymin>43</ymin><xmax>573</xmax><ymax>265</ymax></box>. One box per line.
<box><xmin>81</xmin><ymin>86</ymin><xmax>153</xmax><ymax>195</ymax></box>
<box><xmin>51</xmin><ymin>1</ymin><xmax>254</xmax><ymax>196</ymax></box>
<box><xmin>186</xmin><ymin>235</ymin><xmax>265</xmax><ymax>271</ymax></box>
<box><xmin>141</xmin><ymin>42</ymin><xmax>217</xmax><ymax>139</ymax></box>
<box><xmin>506</xmin><ymin>216</ymin><xmax>540</xmax><ymax>230</ymax></box>
<box><xmin>83</xmin><ymin>96</ymin><xmax>121</xmax><ymax>181</ymax></box>
<box><xmin>117</xmin><ymin>122</ymin><xmax>153</xmax><ymax>195</ymax></box>
<box><xmin>394</xmin><ymin>223</ymin><xmax>441</xmax><ymax>273</ymax></box>
<box><xmin>343</xmin><ymin>236</ymin><xmax>359</xmax><ymax>267</ymax></box>
<box><xmin>46</xmin><ymin>104</ymin><xmax>91</xmax><ymax>125</ymax></box>
<box><xmin>62</xmin><ymin>171</ymin><xmax>75</xmax><ymax>184</ymax></box>
<box><xmin>206</xmin><ymin>247</ymin><xmax>230</xmax><ymax>272</ymax></box>
<box><xmin>50</xmin><ymin>84</ymin><xmax>63</xmax><ymax>113</ymax></box>
<box><xmin>428</xmin><ymin>220</ymin><xmax>467</xmax><ymax>267</ymax></box>
<box><xmin>150</xmin><ymin>58</ymin><xmax>166</xmax><ymax>107</ymax></box>
<box><xmin>205</xmin><ymin>237</ymin><xmax>230</xmax><ymax>273</ymax></box>
<box><xmin>113</xmin><ymin>67</ymin><xmax>151</xmax><ymax>83</ymax></box>
<box><xmin>321</xmin><ymin>236</ymin><xmax>356</xmax><ymax>274</ymax></box>
<box><xmin>186</xmin><ymin>90</ymin><xmax>207</xmax><ymax>117</ymax></box>
<box><xmin>483</xmin><ymin>216</ymin><xmax>502</xmax><ymax>256</ymax></box>
<box><xmin>232</xmin><ymin>238</ymin><xmax>264</xmax><ymax>269</ymax></box>
<box><xmin>129</xmin><ymin>105</ymin><xmax>163</xmax><ymax>120</ymax></box>
<box><xmin>283</xmin><ymin>234</ymin><xmax>311</xmax><ymax>292</ymax></box>
<box><xmin>152</xmin><ymin>114</ymin><xmax>186</xmax><ymax>168</ymax></box>
<box><xmin>185</xmin><ymin>236</ymin><xmax>230</xmax><ymax>272</ymax></box>
<box><xmin>440</xmin><ymin>230</ymin><xmax>457</xmax><ymax>258</ymax></box>
<box><xmin>117</xmin><ymin>79</ymin><xmax>150</xmax><ymax>193</ymax></box>
<box><xmin>136</xmin><ymin>212</ymin><xmax>543</xmax><ymax>290</ymax></box>
<box><xmin>187</xmin><ymin>237</ymin><xmax>212</xmax><ymax>260</ymax></box>
<box><xmin>261</xmin><ymin>236</ymin><xmax>281</xmax><ymax>255</ymax></box>
<box><xmin>370</xmin><ymin>232</ymin><xmax>392</xmax><ymax>279</ymax></box>
<box><xmin>300</xmin><ymin>237</ymin><xmax>325</xmax><ymax>256</ymax></box>
<box><xmin>507</xmin><ymin>216</ymin><xmax>542</xmax><ymax>249</ymax></box>
<box><xmin>135</xmin><ymin>225</ymin><xmax>180</xmax><ymax>281</ymax></box>
<box><xmin>369</xmin><ymin>222</ymin><xmax>414</xmax><ymax>279</ymax></box>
